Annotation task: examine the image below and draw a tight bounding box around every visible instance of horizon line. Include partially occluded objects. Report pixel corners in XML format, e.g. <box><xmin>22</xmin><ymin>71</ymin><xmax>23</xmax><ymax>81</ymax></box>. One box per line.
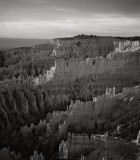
<box><xmin>0</xmin><ymin>34</ymin><xmax>140</xmax><ymax>40</ymax></box>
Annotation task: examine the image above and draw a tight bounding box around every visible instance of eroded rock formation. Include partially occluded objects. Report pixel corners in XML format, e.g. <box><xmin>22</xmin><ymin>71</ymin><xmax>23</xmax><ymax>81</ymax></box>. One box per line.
<box><xmin>51</xmin><ymin>36</ymin><xmax>118</xmax><ymax>58</ymax></box>
<box><xmin>59</xmin><ymin>132</ymin><xmax>138</xmax><ymax>159</ymax></box>
<box><xmin>1</xmin><ymin>37</ymin><xmax>140</xmax><ymax>160</ymax></box>
<box><xmin>34</xmin><ymin>40</ymin><xmax>140</xmax><ymax>92</ymax></box>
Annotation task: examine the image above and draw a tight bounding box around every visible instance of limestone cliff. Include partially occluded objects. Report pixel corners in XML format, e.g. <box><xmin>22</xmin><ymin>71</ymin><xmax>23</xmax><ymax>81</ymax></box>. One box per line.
<box><xmin>51</xmin><ymin>36</ymin><xmax>118</xmax><ymax>58</ymax></box>
<box><xmin>34</xmin><ymin>40</ymin><xmax>140</xmax><ymax>85</ymax></box>
<box><xmin>31</xmin><ymin>40</ymin><xmax>140</xmax><ymax>102</ymax></box>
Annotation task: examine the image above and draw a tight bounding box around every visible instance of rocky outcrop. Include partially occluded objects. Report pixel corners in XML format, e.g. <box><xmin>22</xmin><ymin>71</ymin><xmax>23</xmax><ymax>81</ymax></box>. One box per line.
<box><xmin>56</xmin><ymin>86</ymin><xmax>140</xmax><ymax>134</ymax></box>
<box><xmin>67</xmin><ymin>100</ymin><xmax>96</xmax><ymax>130</ymax></box>
<box><xmin>114</xmin><ymin>40</ymin><xmax>140</xmax><ymax>52</ymax></box>
<box><xmin>33</xmin><ymin>66</ymin><xmax>55</xmax><ymax>85</ymax></box>
<box><xmin>30</xmin><ymin>150</ymin><xmax>45</xmax><ymax>160</ymax></box>
<box><xmin>52</xmin><ymin>36</ymin><xmax>118</xmax><ymax>58</ymax></box>
<box><xmin>59</xmin><ymin>133</ymin><xmax>138</xmax><ymax>159</ymax></box>
<box><xmin>34</xmin><ymin>41</ymin><xmax>140</xmax><ymax>91</ymax></box>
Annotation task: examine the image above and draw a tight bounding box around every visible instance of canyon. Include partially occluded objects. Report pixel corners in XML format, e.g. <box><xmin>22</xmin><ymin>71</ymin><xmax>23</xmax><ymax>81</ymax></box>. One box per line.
<box><xmin>0</xmin><ymin>36</ymin><xmax>140</xmax><ymax>160</ymax></box>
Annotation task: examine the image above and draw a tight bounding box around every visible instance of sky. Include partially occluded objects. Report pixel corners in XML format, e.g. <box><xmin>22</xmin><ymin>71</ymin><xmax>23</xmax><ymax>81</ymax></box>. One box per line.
<box><xmin>0</xmin><ymin>0</ymin><xmax>140</xmax><ymax>39</ymax></box>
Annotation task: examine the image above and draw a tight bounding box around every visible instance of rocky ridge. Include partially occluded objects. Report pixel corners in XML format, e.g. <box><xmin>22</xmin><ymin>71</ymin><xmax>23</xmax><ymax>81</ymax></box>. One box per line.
<box><xmin>51</xmin><ymin>36</ymin><xmax>118</xmax><ymax>58</ymax></box>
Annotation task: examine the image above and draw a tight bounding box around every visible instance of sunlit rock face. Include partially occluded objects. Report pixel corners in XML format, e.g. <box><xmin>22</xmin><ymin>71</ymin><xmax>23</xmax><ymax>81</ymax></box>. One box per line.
<box><xmin>33</xmin><ymin>40</ymin><xmax>140</xmax><ymax>98</ymax></box>
<box><xmin>51</xmin><ymin>36</ymin><xmax>118</xmax><ymax>58</ymax></box>
<box><xmin>33</xmin><ymin>66</ymin><xmax>55</xmax><ymax>85</ymax></box>
<box><xmin>114</xmin><ymin>41</ymin><xmax>140</xmax><ymax>52</ymax></box>
<box><xmin>58</xmin><ymin>85</ymin><xmax>140</xmax><ymax>159</ymax></box>
<box><xmin>52</xmin><ymin>45</ymin><xmax>140</xmax><ymax>85</ymax></box>
<box><xmin>64</xmin><ymin>86</ymin><xmax>140</xmax><ymax>130</ymax></box>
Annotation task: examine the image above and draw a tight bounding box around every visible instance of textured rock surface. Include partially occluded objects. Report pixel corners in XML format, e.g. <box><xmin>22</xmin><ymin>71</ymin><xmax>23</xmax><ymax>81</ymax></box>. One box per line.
<box><xmin>114</xmin><ymin>40</ymin><xmax>140</xmax><ymax>52</ymax></box>
<box><xmin>34</xmin><ymin>44</ymin><xmax>140</xmax><ymax>90</ymax></box>
<box><xmin>58</xmin><ymin>85</ymin><xmax>140</xmax><ymax>159</ymax></box>
<box><xmin>59</xmin><ymin>133</ymin><xmax>138</xmax><ymax>159</ymax></box>
<box><xmin>52</xmin><ymin>36</ymin><xmax>118</xmax><ymax>58</ymax></box>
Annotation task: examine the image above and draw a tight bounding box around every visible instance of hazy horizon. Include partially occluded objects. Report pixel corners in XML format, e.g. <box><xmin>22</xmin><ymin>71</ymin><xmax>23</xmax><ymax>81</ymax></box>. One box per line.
<box><xmin>0</xmin><ymin>37</ymin><xmax>51</xmax><ymax>50</ymax></box>
<box><xmin>0</xmin><ymin>0</ymin><xmax>140</xmax><ymax>39</ymax></box>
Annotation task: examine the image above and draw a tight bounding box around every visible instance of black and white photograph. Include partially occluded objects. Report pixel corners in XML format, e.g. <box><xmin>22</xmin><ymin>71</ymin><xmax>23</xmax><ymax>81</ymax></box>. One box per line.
<box><xmin>0</xmin><ymin>0</ymin><xmax>140</xmax><ymax>159</ymax></box>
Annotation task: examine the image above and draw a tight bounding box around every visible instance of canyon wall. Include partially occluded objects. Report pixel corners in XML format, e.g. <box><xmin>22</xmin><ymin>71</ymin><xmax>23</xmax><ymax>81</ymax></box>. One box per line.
<box><xmin>59</xmin><ymin>133</ymin><xmax>136</xmax><ymax>159</ymax></box>
<box><xmin>115</xmin><ymin>41</ymin><xmax>140</xmax><ymax>52</ymax></box>
<box><xmin>51</xmin><ymin>36</ymin><xmax>118</xmax><ymax>58</ymax></box>
<box><xmin>59</xmin><ymin>85</ymin><xmax>140</xmax><ymax>159</ymax></box>
<box><xmin>54</xmin><ymin>43</ymin><xmax>140</xmax><ymax>84</ymax></box>
<box><xmin>34</xmin><ymin>40</ymin><xmax>140</xmax><ymax>90</ymax></box>
<box><xmin>61</xmin><ymin>86</ymin><xmax>140</xmax><ymax>133</ymax></box>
